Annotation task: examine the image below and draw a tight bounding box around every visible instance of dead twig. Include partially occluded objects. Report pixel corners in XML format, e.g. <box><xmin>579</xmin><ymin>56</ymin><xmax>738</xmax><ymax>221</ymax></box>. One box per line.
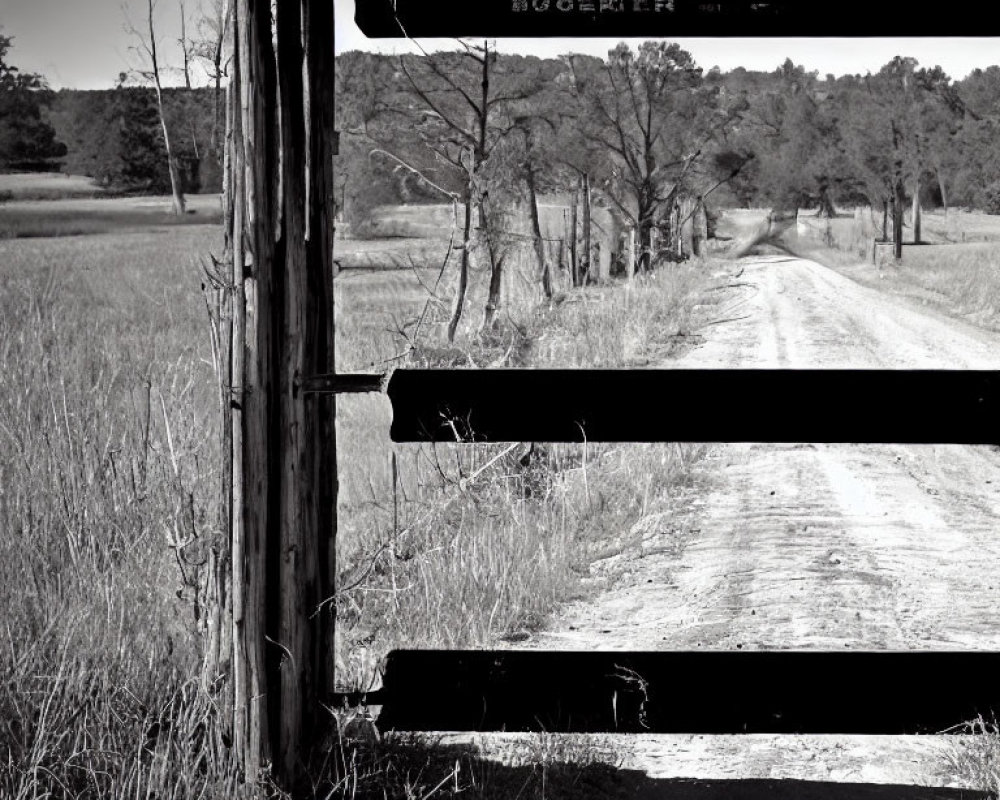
<box><xmin>702</xmin><ymin>314</ymin><xmax>752</xmax><ymax>327</ymax></box>
<box><xmin>706</xmin><ymin>281</ymin><xmax>756</xmax><ymax>292</ymax></box>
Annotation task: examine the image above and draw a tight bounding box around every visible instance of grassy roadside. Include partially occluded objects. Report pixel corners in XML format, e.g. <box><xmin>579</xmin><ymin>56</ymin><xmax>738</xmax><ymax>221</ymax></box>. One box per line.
<box><xmin>781</xmin><ymin>212</ymin><xmax>1000</xmax><ymax>332</ymax></box>
<box><xmin>334</xmin><ymin>257</ymin><xmax>720</xmax><ymax>691</ymax></box>
<box><xmin>0</xmin><ymin>205</ymin><xmax>724</xmax><ymax>797</ymax></box>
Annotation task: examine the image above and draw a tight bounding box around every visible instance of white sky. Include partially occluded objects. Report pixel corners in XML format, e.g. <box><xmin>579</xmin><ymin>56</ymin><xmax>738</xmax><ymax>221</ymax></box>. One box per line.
<box><xmin>3</xmin><ymin>0</ymin><xmax>1000</xmax><ymax>90</ymax></box>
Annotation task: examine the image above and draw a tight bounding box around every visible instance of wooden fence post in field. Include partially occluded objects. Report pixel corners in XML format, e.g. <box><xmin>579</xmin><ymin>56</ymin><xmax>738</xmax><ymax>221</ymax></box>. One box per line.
<box><xmin>673</xmin><ymin>202</ymin><xmax>682</xmax><ymax>260</ymax></box>
<box><xmin>679</xmin><ymin>196</ymin><xmax>696</xmax><ymax>259</ymax></box>
<box><xmin>626</xmin><ymin>226</ymin><xmax>636</xmax><ymax>282</ymax></box>
<box><xmin>570</xmin><ymin>189</ymin><xmax>579</xmax><ymax>287</ymax></box>
<box><xmin>582</xmin><ymin>172</ymin><xmax>592</xmax><ymax>284</ymax></box>
<box><xmin>692</xmin><ymin>200</ymin><xmax>706</xmax><ymax>256</ymax></box>
<box><xmin>893</xmin><ymin>181</ymin><xmax>904</xmax><ymax>262</ymax></box>
<box><xmin>220</xmin><ymin>0</ymin><xmax>338</xmax><ymax>791</ymax></box>
<box><xmin>526</xmin><ymin>167</ymin><xmax>552</xmax><ymax>300</ymax></box>
<box><xmin>557</xmin><ymin>237</ymin><xmax>565</xmax><ymax>288</ymax></box>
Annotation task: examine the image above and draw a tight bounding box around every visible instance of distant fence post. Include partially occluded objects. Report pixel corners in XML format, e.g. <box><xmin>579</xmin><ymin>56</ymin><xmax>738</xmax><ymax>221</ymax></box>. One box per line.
<box><xmin>692</xmin><ymin>200</ymin><xmax>706</xmax><ymax>256</ymax></box>
<box><xmin>557</xmin><ymin>236</ymin><xmax>566</xmax><ymax>289</ymax></box>
<box><xmin>626</xmin><ymin>226</ymin><xmax>636</xmax><ymax>282</ymax></box>
<box><xmin>582</xmin><ymin>172</ymin><xmax>592</xmax><ymax>284</ymax></box>
<box><xmin>570</xmin><ymin>187</ymin><xmax>579</xmax><ymax>286</ymax></box>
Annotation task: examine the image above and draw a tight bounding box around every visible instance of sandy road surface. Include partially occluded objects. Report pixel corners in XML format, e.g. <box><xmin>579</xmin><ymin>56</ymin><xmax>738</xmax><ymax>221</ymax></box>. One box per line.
<box><xmin>465</xmin><ymin>255</ymin><xmax>1000</xmax><ymax>788</ymax></box>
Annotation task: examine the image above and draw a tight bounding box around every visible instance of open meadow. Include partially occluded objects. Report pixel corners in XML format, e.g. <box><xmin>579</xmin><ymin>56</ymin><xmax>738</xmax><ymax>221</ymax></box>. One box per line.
<box><xmin>0</xmin><ymin>192</ymin><xmax>712</xmax><ymax>796</ymax></box>
<box><xmin>786</xmin><ymin>208</ymin><xmax>1000</xmax><ymax>329</ymax></box>
<box><xmin>0</xmin><ymin>172</ymin><xmax>112</xmax><ymax>201</ymax></box>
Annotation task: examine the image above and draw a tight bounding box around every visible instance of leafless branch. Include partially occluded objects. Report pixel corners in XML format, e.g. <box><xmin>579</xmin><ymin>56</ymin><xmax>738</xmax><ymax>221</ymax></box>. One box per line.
<box><xmin>368</xmin><ymin>148</ymin><xmax>462</xmax><ymax>202</ymax></box>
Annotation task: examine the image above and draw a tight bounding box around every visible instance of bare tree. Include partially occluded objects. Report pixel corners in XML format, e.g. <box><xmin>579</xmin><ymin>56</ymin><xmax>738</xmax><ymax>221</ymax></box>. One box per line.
<box><xmin>512</xmin><ymin>115</ymin><xmax>555</xmax><ymax>299</ymax></box>
<box><xmin>178</xmin><ymin>0</ymin><xmax>193</xmax><ymax>88</ymax></box>
<box><xmin>565</xmin><ymin>43</ymin><xmax>728</xmax><ymax>272</ymax></box>
<box><xmin>397</xmin><ymin>42</ymin><xmax>495</xmax><ymax>341</ymax></box>
<box><xmin>398</xmin><ymin>41</ymin><xmax>539</xmax><ymax>339</ymax></box>
<box><xmin>123</xmin><ymin>0</ymin><xmax>187</xmax><ymax>214</ymax></box>
<box><xmin>191</xmin><ymin>0</ymin><xmax>233</xmax><ymax>151</ymax></box>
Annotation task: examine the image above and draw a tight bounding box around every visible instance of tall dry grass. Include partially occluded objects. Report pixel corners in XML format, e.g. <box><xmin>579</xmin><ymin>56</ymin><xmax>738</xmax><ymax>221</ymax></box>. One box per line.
<box><xmin>333</xmin><ymin>249</ymin><xmax>710</xmax><ymax>692</ymax></box>
<box><xmin>1</xmin><ymin>202</ymin><xmax>713</xmax><ymax>796</ymax></box>
<box><xmin>0</xmin><ymin>227</ymin><xmax>254</xmax><ymax>796</ymax></box>
<box><xmin>794</xmin><ymin>207</ymin><xmax>1000</xmax><ymax>328</ymax></box>
<box><xmin>942</xmin><ymin>717</ymin><xmax>1000</xmax><ymax>795</ymax></box>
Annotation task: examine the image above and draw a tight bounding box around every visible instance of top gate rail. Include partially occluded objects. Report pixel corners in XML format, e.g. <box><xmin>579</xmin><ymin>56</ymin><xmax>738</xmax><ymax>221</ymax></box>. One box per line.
<box><xmin>315</xmin><ymin>368</ymin><xmax>1000</xmax><ymax>445</ymax></box>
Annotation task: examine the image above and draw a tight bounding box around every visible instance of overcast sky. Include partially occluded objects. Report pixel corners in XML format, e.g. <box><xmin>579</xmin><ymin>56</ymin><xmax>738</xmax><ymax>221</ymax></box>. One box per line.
<box><xmin>4</xmin><ymin>0</ymin><xmax>1000</xmax><ymax>90</ymax></box>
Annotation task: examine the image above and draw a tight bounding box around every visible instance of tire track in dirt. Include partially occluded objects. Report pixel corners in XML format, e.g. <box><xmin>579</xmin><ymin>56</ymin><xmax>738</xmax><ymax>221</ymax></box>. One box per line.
<box><xmin>492</xmin><ymin>254</ymin><xmax>1000</xmax><ymax>787</ymax></box>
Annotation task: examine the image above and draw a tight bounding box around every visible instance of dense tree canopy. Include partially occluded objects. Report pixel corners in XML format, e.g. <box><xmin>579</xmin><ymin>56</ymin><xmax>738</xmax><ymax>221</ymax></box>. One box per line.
<box><xmin>47</xmin><ymin>85</ymin><xmax>221</xmax><ymax>193</ymax></box>
<box><xmin>0</xmin><ymin>33</ymin><xmax>66</xmax><ymax>170</ymax></box>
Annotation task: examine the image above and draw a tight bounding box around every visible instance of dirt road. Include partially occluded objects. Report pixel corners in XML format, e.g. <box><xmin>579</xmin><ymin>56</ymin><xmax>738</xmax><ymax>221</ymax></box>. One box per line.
<box><xmin>487</xmin><ymin>255</ymin><xmax>1000</xmax><ymax>787</ymax></box>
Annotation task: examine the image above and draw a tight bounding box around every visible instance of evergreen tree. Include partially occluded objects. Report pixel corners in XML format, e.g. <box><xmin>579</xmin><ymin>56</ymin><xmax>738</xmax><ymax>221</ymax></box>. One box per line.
<box><xmin>115</xmin><ymin>86</ymin><xmax>172</xmax><ymax>193</ymax></box>
<box><xmin>0</xmin><ymin>32</ymin><xmax>66</xmax><ymax>170</ymax></box>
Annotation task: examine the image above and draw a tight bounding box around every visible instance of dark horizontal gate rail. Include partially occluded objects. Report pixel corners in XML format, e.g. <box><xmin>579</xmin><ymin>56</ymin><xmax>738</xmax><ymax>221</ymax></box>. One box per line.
<box><xmin>381</xmin><ymin>369</ymin><xmax>1000</xmax><ymax>444</ymax></box>
<box><xmin>317</xmin><ymin>368</ymin><xmax>1000</xmax><ymax>735</ymax></box>
<box><xmin>355</xmin><ymin>0</ymin><xmax>999</xmax><ymax>38</ymax></box>
<box><xmin>367</xmin><ymin>650</ymin><xmax>1000</xmax><ymax>735</ymax></box>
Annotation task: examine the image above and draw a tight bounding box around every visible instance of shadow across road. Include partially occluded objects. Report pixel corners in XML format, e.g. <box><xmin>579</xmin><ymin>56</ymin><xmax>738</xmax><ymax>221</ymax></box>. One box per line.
<box><xmin>336</xmin><ymin>738</ymin><xmax>987</xmax><ymax>800</ymax></box>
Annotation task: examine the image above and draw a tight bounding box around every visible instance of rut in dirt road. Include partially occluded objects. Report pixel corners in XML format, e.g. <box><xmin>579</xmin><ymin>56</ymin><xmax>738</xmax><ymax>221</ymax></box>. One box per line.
<box><xmin>685</xmin><ymin>254</ymin><xmax>1000</xmax><ymax>369</ymax></box>
<box><xmin>527</xmin><ymin>254</ymin><xmax>1000</xmax><ymax>654</ymax></box>
<box><xmin>492</xmin><ymin>254</ymin><xmax>1000</xmax><ymax>787</ymax></box>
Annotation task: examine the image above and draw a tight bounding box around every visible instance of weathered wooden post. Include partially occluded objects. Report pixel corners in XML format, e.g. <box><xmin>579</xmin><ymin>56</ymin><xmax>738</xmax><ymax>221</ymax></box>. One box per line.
<box><xmin>626</xmin><ymin>226</ymin><xmax>636</xmax><ymax>282</ymax></box>
<box><xmin>691</xmin><ymin>200</ymin><xmax>706</xmax><ymax>256</ymax></box>
<box><xmin>582</xmin><ymin>172</ymin><xmax>592</xmax><ymax>284</ymax></box>
<box><xmin>673</xmin><ymin>202</ymin><xmax>682</xmax><ymax>260</ymax></box>
<box><xmin>569</xmin><ymin>189</ymin><xmax>579</xmax><ymax>287</ymax></box>
<box><xmin>893</xmin><ymin>180</ymin><xmax>904</xmax><ymax>262</ymax></box>
<box><xmin>222</xmin><ymin>0</ymin><xmax>338</xmax><ymax>791</ymax></box>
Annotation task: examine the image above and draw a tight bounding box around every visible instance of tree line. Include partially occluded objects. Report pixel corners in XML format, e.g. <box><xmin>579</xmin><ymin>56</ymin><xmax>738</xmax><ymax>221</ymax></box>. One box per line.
<box><xmin>47</xmin><ymin>84</ymin><xmax>224</xmax><ymax>197</ymax></box>
<box><xmin>1</xmin><ymin>21</ymin><xmax>226</xmax><ymax>200</ymax></box>
<box><xmin>8</xmin><ymin>34</ymin><xmax>1000</xmax><ymax>238</ymax></box>
<box><xmin>337</xmin><ymin>47</ymin><xmax>1000</xmax><ymax>225</ymax></box>
<box><xmin>332</xmin><ymin>42</ymin><xmax>1000</xmax><ymax>336</ymax></box>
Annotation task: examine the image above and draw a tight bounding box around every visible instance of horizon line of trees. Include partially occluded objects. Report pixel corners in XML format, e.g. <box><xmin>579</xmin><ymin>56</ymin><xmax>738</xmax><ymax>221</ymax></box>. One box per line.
<box><xmin>339</xmin><ymin>48</ymin><xmax>1000</xmax><ymax>227</ymax></box>
<box><xmin>1</xmin><ymin>17</ymin><xmax>227</xmax><ymax>198</ymax></box>
<box><xmin>7</xmin><ymin>35</ymin><xmax>1000</xmax><ymax>222</ymax></box>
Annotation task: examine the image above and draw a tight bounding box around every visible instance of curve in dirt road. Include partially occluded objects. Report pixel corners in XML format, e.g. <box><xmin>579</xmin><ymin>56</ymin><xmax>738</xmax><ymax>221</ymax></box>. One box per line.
<box><xmin>496</xmin><ymin>254</ymin><xmax>1000</xmax><ymax>789</ymax></box>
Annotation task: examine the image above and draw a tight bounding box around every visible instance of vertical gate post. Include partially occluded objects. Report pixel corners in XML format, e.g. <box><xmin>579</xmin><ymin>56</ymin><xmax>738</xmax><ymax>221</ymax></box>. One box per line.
<box><xmin>231</xmin><ymin>0</ymin><xmax>276</xmax><ymax>775</ymax></box>
<box><xmin>226</xmin><ymin>0</ymin><xmax>337</xmax><ymax>790</ymax></box>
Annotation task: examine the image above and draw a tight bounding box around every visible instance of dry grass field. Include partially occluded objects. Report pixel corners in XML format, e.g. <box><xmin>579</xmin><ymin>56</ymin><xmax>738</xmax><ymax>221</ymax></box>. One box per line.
<box><xmin>0</xmin><ymin>195</ymin><xmax>715</xmax><ymax>797</ymax></box>
<box><xmin>0</xmin><ymin>193</ymin><xmax>223</xmax><ymax>238</ymax></box>
<box><xmin>788</xmin><ymin>208</ymin><xmax>1000</xmax><ymax>329</ymax></box>
<box><xmin>0</xmin><ymin>171</ymin><xmax>108</xmax><ymax>200</ymax></box>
